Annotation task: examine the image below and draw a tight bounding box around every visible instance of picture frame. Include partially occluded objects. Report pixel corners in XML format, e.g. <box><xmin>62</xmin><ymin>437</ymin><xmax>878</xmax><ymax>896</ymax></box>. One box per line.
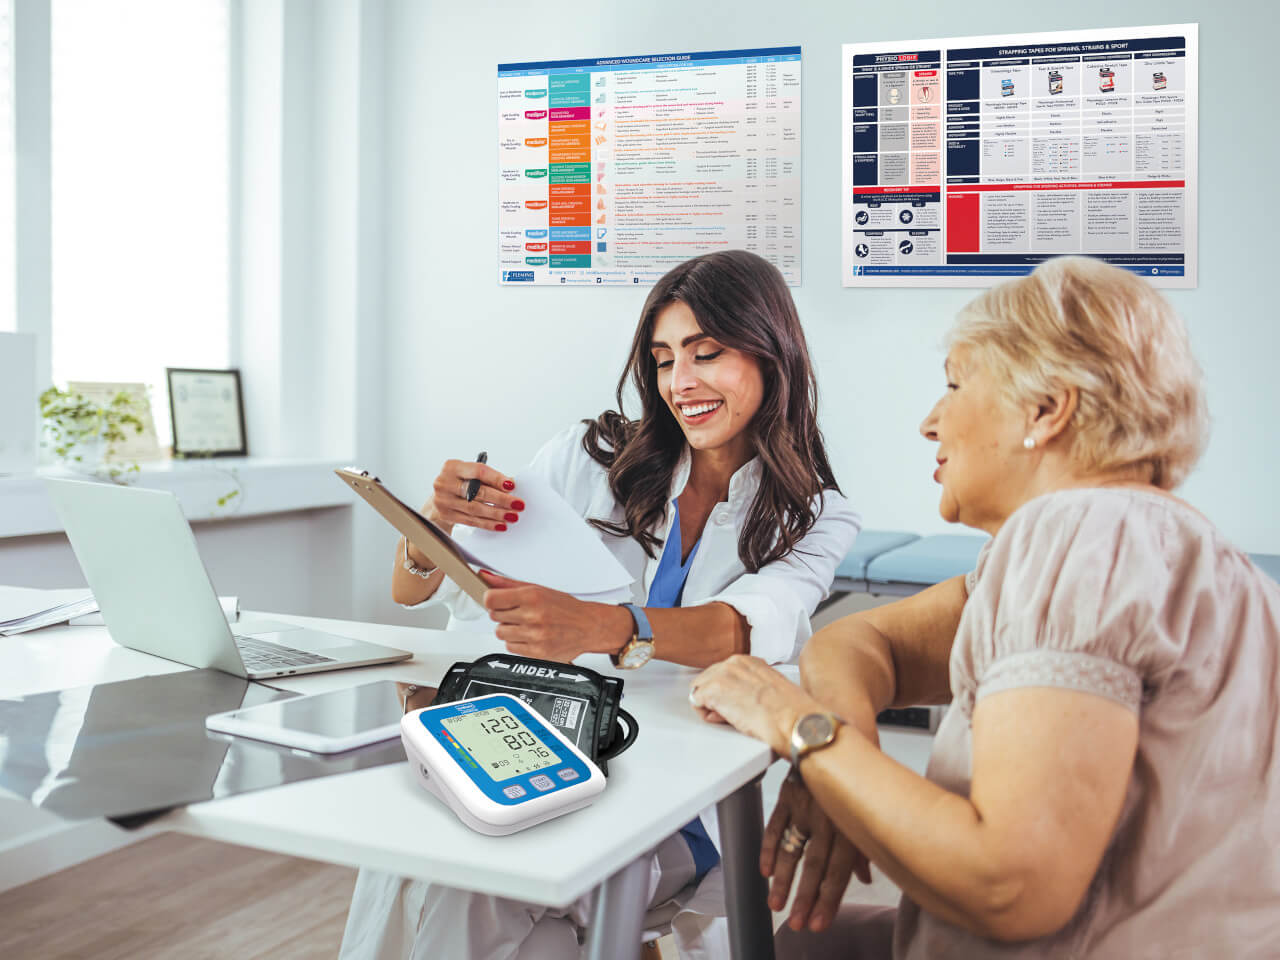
<box><xmin>166</xmin><ymin>368</ymin><xmax>247</xmax><ymax>457</ymax></box>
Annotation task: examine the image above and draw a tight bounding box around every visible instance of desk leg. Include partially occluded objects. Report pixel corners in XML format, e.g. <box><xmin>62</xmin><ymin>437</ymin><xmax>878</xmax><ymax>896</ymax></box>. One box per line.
<box><xmin>717</xmin><ymin>775</ymin><xmax>776</xmax><ymax>960</ymax></box>
<box><xmin>584</xmin><ymin>852</ymin><xmax>651</xmax><ymax>960</ymax></box>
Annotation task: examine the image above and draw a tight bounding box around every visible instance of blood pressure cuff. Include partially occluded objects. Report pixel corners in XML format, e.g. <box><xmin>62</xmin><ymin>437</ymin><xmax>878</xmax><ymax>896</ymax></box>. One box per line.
<box><xmin>434</xmin><ymin>653</ymin><xmax>636</xmax><ymax>776</ymax></box>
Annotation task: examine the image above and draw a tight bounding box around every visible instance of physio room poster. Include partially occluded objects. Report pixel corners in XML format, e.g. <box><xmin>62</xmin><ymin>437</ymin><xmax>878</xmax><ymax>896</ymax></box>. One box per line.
<box><xmin>498</xmin><ymin>47</ymin><xmax>802</xmax><ymax>286</ymax></box>
<box><xmin>842</xmin><ymin>24</ymin><xmax>1197</xmax><ymax>287</ymax></box>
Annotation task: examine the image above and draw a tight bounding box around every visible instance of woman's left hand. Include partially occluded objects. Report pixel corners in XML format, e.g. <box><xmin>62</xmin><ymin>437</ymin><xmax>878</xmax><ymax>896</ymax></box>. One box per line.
<box><xmin>480</xmin><ymin>571</ymin><xmax>624</xmax><ymax>663</ymax></box>
<box><xmin>689</xmin><ymin>655</ymin><xmax>818</xmax><ymax>756</ymax></box>
<box><xmin>764</xmin><ymin>776</ymin><xmax>871</xmax><ymax>932</ymax></box>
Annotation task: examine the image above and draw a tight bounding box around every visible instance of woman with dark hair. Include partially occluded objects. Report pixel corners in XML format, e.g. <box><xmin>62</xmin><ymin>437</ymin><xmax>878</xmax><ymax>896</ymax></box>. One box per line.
<box><xmin>341</xmin><ymin>250</ymin><xmax>860</xmax><ymax>959</ymax></box>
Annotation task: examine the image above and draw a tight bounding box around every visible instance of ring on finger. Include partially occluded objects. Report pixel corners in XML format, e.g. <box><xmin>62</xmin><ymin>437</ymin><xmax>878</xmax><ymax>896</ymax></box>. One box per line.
<box><xmin>780</xmin><ymin>823</ymin><xmax>808</xmax><ymax>855</ymax></box>
<box><xmin>458</xmin><ymin>479</ymin><xmax>469</xmax><ymax>500</ymax></box>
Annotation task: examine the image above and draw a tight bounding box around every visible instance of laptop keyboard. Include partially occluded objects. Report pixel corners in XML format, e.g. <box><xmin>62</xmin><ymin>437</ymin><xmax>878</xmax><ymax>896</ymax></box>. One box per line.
<box><xmin>233</xmin><ymin>634</ymin><xmax>336</xmax><ymax>671</ymax></box>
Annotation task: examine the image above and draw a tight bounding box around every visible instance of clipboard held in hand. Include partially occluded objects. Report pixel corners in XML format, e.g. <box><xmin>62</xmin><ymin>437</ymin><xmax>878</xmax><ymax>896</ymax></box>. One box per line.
<box><xmin>336</xmin><ymin>468</ymin><xmax>488</xmax><ymax>604</ymax></box>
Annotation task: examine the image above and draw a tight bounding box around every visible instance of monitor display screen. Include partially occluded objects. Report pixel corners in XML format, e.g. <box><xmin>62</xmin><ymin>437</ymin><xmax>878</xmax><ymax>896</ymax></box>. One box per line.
<box><xmin>443</xmin><ymin>705</ymin><xmax>560</xmax><ymax>780</ymax></box>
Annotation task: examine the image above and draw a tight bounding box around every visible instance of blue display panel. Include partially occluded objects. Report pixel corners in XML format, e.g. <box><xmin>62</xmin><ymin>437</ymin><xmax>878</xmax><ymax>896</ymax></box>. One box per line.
<box><xmin>419</xmin><ymin>696</ymin><xmax>592</xmax><ymax>806</ymax></box>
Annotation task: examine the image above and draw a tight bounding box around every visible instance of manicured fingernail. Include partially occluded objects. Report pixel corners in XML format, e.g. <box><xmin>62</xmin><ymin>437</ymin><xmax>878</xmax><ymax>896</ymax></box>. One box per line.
<box><xmin>502</xmin><ymin>480</ymin><xmax>515</xmax><ymax>491</ymax></box>
<box><xmin>511</xmin><ymin>499</ymin><xmax>525</xmax><ymax>511</ymax></box>
<box><xmin>495</xmin><ymin>523</ymin><xmax>507</xmax><ymax>532</ymax></box>
<box><xmin>504</xmin><ymin>512</ymin><xmax>518</xmax><ymax>522</ymax></box>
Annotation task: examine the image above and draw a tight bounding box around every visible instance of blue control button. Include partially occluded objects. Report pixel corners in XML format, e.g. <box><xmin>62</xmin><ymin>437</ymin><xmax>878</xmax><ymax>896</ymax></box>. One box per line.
<box><xmin>557</xmin><ymin>768</ymin><xmax>579</xmax><ymax>781</ymax></box>
<box><xmin>503</xmin><ymin>785</ymin><xmax>527</xmax><ymax>799</ymax></box>
<box><xmin>530</xmin><ymin>775</ymin><xmax>555</xmax><ymax>792</ymax></box>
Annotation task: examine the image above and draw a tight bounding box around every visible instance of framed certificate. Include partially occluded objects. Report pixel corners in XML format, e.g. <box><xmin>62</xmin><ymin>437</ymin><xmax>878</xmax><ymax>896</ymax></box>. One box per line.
<box><xmin>166</xmin><ymin>368</ymin><xmax>247</xmax><ymax>457</ymax></box>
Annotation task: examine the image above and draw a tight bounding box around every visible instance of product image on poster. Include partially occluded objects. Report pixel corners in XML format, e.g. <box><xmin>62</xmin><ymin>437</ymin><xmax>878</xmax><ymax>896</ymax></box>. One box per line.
<box><xmin>498</xmin><ymin>46</ymin><xmax>801</xmax><ymax>286</ymax></box>
<box><xmin>841</xmin><ymin>23</ymin><xmax>1197</xmax><ymax>287</ymax></box>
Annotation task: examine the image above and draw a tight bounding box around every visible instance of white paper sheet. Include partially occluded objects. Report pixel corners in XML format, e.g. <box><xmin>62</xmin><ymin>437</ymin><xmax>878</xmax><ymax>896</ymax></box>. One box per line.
<box><xmin>0</xmin><ymin>586</ymin><xmax>96</xmax><ymax>634</ymax></box>
<box><xmin>451</xmin><ymin>470</ymin><xmax>633</xmax><ymax>597</ymax></box>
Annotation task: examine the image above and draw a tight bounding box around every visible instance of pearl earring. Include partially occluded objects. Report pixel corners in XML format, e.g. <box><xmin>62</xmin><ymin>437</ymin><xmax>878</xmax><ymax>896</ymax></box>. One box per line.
<box><xmin>1023</xmin><ymin>436</ymin><xmax>1036</xmax><ymax>450</ymax></box>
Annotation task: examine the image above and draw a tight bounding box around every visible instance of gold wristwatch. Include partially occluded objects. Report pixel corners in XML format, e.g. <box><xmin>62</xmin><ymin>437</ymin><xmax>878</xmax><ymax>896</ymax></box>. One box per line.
<box><xmin>611</xmin><ymin>603</ymin><xmax>654</xmax><ymax>670</ymax></box>
<box><xmin>788</xmin><ymin>711</ymin><xmax>841</xmax><ymax>781</ymax></box>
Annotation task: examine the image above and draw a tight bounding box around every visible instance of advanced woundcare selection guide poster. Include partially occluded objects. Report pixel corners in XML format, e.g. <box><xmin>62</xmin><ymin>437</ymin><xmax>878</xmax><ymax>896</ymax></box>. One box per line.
<box><xmin>499</xmin><ymin>47</ymin><xmax>802</xmax><ymax>286</ymax></box>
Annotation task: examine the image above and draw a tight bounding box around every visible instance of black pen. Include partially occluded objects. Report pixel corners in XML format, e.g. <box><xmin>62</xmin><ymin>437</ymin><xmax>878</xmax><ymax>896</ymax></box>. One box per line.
<box><xmin>464</xmin><ymin>452</ymin><xmax>488</xmax><ymax>502</ymax></box>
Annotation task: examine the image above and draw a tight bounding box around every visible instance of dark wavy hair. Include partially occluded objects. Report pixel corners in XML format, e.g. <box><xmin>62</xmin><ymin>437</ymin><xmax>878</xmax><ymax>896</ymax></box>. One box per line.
<box><xmin>581</xmin><ymin>250</ymin><xmax>840</xmax><ymax>573</ymax></box>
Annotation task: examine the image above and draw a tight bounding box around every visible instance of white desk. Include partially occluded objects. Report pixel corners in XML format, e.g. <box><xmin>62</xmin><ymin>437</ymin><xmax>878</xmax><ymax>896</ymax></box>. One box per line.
<box><xmin>2</xmin><ymin>614</ymin><xmax>781</xmax><ymax>960</ymax></box>
<box><xmin>3</xmin><ymin>614</ymin><xmax>938</xmax><ymax>958</ymax></box>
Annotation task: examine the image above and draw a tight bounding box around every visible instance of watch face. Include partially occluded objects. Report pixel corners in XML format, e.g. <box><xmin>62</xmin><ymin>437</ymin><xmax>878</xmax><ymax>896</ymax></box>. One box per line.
<box><xmin>620</xmin><ymin>642</ymin><xmax>653</xmax><ymax>669</ymax></box>
<box><xmin>797</xmin><ymin>713</ymin><xmax>835</xmax><ymax>746</ymax></box>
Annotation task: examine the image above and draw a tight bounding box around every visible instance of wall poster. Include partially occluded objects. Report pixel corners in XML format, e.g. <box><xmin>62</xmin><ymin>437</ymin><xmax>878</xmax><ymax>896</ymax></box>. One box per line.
<box><xmin>842</xmin><ymin>24</ymin><xmax>1197</xmax><ymax>287</ymax></box>
<box><xmin>499</xmin><ymin>46</ymin><xmax>801</xmax><ymax>286</ymax></box>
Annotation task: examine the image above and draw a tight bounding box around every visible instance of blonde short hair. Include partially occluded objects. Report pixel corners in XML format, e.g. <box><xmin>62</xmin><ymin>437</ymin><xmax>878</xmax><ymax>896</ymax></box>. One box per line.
<box><xmin>947</xmin><ymin>257</ymin><xmax>1208</xmax><ymax>489</ymax></box>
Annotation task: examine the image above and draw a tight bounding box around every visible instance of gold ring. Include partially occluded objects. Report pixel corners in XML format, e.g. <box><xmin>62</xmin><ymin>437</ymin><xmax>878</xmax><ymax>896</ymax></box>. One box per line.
<box><xmin>780</xmin><ymin>823</ymin><xmax>808</xmax><ymax>855</ymax></box>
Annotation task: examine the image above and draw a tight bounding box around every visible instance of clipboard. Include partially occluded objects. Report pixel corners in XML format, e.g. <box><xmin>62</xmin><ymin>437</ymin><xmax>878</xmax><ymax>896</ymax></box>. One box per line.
<box><xmin>335</xmin><ymin>468</ymin><xmax>488</xmax><ymax>604</ymax></box>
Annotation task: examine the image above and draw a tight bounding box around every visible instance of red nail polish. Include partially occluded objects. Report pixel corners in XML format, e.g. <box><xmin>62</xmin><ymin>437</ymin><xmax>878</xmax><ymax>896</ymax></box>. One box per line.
<box><xmin>504</xmin><ymin>512</ymin><xmax>518</xmax><ymax>522</ymax></box>
<box><xmin>511</xmin><ymin>499</ymin><xmax>526</xmax><ymax>511</ymax></box>
<box><xmin>502</xmin><ymin>480</ymin><xmax>515</xmax><ymax>491</ymax></box>
<box><xmin>495</xmin><ymin>523</ymin><xmax>507</xmax><ymax>532</ymax></box>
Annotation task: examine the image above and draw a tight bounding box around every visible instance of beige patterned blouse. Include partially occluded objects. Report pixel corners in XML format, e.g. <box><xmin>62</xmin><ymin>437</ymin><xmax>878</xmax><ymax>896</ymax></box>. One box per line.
<box><xmin>896</xmin><ymin>488</ymin><xmax>1280</xmax><ymax>959</ymax></box>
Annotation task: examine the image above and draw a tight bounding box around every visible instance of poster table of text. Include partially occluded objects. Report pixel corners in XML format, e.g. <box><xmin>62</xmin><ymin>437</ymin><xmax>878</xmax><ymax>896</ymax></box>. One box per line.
<box><xmin>499</xmin><ymin>47</ymin><xmax>801</xmax><ymax>286</ymax></box>
<box><xmin>842</xmin><ymin>24</ymin><xmax>1197</xmax><ymax>287</ymax></box>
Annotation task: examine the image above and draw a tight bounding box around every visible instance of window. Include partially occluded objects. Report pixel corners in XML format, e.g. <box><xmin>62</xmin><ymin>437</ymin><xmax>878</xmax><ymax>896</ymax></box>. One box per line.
<box><xmin>0</xmin><ymin>0</ymin><xmax>13</xmax><ymax>333</ymax></box>
<box><xmin>50</xmin><ymin>0</ymin><xmax>228</xmax><ymax>443</ymax></box>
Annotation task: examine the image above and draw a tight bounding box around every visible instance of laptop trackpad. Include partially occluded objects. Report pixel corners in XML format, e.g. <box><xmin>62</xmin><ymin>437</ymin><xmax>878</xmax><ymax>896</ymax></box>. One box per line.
<box><xmin>249</xmin><ymin>627</ymin><xmax>361</xmax><ymax>651</ymax></box>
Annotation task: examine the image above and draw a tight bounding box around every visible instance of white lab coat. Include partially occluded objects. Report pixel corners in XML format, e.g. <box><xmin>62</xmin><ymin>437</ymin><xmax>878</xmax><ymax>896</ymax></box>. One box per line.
<box><xmin>342</xmin><ymin>423</ymin><xmax>861</xmax><ymax>959</ymax></box>
<box><xmin>431</xmin><ymin>422</ymin><xmax>861</xmax><ymax>667</ymax></box>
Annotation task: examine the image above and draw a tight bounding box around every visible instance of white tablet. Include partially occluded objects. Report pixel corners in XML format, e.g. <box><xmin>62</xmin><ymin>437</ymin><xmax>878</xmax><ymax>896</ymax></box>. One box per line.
<box><xmin>206</xmin><ymin>679</ymin><xmax>419</xmax><ymax>754</ymax></box>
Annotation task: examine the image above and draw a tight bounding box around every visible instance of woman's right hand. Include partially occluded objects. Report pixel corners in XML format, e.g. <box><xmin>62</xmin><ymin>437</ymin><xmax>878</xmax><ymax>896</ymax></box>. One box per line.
<box><xmin>424</xmin><ymin>457</ymin><xmax>524</xmax><ymax>535</ymax></box>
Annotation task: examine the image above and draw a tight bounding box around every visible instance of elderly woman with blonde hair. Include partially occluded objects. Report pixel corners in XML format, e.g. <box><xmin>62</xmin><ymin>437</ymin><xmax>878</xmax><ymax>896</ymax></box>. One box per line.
<box><xmin>690</xmin><ymin>256</ymin><xmax>1280</xmax><ymax>958</ymax></box>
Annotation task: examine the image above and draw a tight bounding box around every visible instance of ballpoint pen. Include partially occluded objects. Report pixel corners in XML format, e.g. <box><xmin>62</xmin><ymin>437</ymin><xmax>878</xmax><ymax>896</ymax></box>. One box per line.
<box><xmin>464</xmin><ymin>452</ymin><xmax>488</xmax><ymax>502</ymax></box>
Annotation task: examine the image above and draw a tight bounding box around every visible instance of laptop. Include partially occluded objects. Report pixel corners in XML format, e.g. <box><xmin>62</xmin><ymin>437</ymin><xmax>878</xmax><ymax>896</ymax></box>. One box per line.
<box><xmin>47</xmin><ymin>478</ymin><xmax>413</xmax><ymax>679</ymax></box>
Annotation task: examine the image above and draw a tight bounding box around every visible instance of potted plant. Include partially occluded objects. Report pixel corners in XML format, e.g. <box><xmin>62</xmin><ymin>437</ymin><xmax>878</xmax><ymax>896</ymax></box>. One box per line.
<box><xmin>39</xmin><ymin>386</ymin><xmax>145</xmax><ymax>481</ymax></box>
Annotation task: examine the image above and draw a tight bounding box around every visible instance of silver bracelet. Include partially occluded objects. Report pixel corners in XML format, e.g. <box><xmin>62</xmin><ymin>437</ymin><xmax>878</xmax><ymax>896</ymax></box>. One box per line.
<box><xmin>402</xmin><ymin>538</ymin><xmax>436</xmax><ymax>579</ymax></box>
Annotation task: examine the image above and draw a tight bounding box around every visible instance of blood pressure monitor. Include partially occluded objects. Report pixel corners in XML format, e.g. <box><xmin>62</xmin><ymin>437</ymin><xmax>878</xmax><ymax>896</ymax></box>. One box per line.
<box><xmin>402</xmin><ymin>693</ymin><xmax>606</xmax><ymax>835</ymax></box>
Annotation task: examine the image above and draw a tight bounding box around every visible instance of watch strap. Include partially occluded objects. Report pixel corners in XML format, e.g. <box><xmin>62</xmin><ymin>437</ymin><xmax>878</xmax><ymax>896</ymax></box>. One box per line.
<box><xmin>619</xmin><ymin>603</ymin><xmax>653</xmax><ymax>640</ymax></box>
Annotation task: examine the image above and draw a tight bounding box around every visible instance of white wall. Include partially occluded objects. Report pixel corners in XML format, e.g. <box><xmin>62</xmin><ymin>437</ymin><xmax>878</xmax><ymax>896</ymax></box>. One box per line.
<box><xmin>371</xmin><ymin>0</ymin><xmax>1280</xmax><ymax>591</ymax></box>
<box><xmin>231</xmin><ymin>0</ymin><xmax>396</xmax><ymax>624</ymax></box>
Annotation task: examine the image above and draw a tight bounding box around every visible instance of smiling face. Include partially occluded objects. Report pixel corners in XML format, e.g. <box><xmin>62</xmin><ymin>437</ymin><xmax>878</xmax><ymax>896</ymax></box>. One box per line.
<box><xmin>650</xmin><ymin>300</ymin><xmax>764</xmax><ymax>465</ymax></box>
<box><xmin>919</xmin><ymin>347</ymin><xmax>1029</xmax><ymax>532</ymax></box>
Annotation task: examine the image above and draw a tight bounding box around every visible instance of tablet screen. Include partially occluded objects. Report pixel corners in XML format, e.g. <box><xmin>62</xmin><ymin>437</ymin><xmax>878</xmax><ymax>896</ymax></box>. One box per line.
<box><xmin>219</xmin><ymin>680</ymin><xmax>409</xmax><ymax>739</ymax></box>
